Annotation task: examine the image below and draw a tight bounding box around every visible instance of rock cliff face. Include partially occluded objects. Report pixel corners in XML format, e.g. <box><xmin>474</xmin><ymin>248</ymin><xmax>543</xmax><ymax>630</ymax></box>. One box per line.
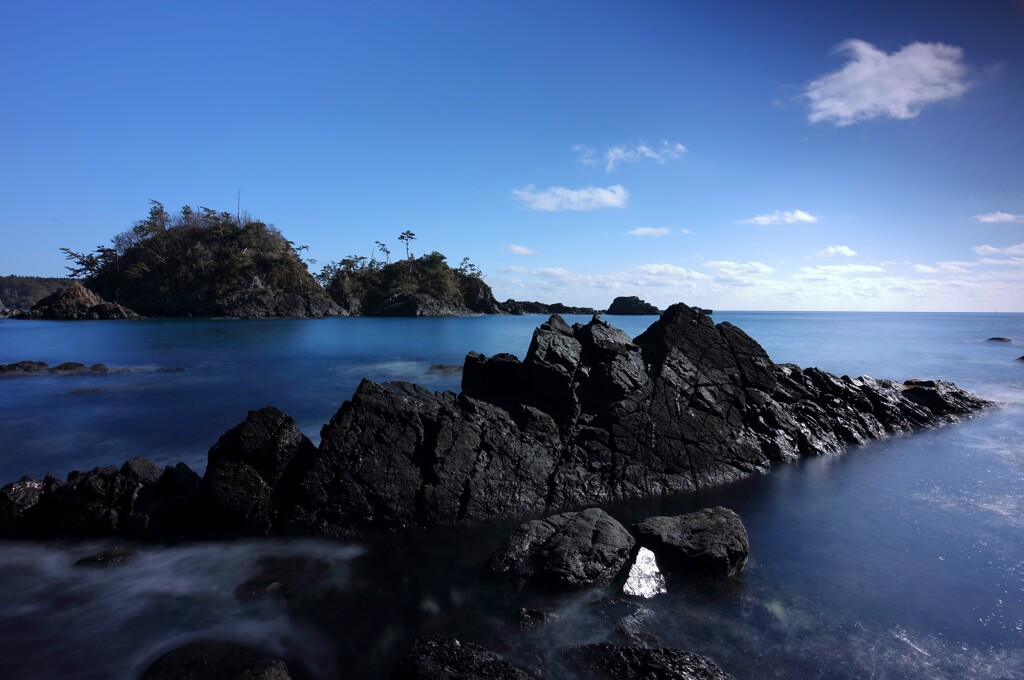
<box><xmin>16</xmin><ymin>283</ymin><xmax>140</xmax><ymax>320</ymax></box>
<box><xmin>0</xmin><ymin>303</ymin><xmax>992</xmax><ymax>540</ymax></box>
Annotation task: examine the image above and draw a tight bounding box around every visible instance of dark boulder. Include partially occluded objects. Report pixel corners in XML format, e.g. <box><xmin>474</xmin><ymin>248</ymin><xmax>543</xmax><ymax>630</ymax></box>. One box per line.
<box><xmin>633</xmin><ymin>507</ymin><xmax>750</xmax><ymax>577</ymax></box>
<box><xmin>987</xmin><ymin>337</ymin><xmax>1011</xmax><ymax>342</ymax></box>
<box><xmin>140</xmin><ymin>640</ymin><xmax>292</xmax><ymax>680</ymax></box>
<box><xmin>484</xmin><ymin>508</ymin><xmax>635</xmax><ymax>590</ymax></box>
<box><xmin>606</xmin><ymin>295</ymin><xmax>660</xmax><ymax>315</ymax></box>
<box><xmin>371</xmin><ymin>292</ymin><xmax>472</xmax><ymax>317</ymax></box>
<box><xmin>191</xmin><ymin>407</ymin><xmax>317</xmax><ymax>538</ymax></box>
<box><xmin>17</xmin><ymin>282</ymin><xmax>140</xmax><ymax>320</ymax></box>
<box><xmin>396</xmin><ymin>636</ymin><xmax>535</xmax><ymax>680</ymax></box>
<box><xmin>560</xmin><ymin>642</ymin><xmax>729</xmax><ymax>680</ymax></box>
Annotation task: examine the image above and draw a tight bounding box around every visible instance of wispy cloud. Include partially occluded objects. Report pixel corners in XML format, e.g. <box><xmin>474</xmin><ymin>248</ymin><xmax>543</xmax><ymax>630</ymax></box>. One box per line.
<box><xmin>738</xmin><ymin>209</ymin><xmax>819</xmax><ymax>225</ymax></box>
<box><xmin>796</xmin><ymin>264</ymin><xmax>886</xmax><ymax>280</ymax></box>
<box><xmin>974</xmin><ymin>243</ymin><xmax>1024</xmax><ymax>257</ymax></box>
<box><xmin>975</xmin><ymin>211</ymin><xmax>1024</xmax><ymax>224</ymax></box>
<box><xmin>575</xmin><ymin>141</ymin><xmax>687</xmax><ymax>172</ymax></box>
<box><xmin>628</xmin><ymin>227</ymin><xmax>670</xmax><ymax>237</ymax></box>
<box><xmin>680</xmin><ymin>228</ymin><xmax>693</xmax><ymax>235</ymax></box>
<box><xmin>805</xmin><ymin>39</ymin><xmax>970</xmax><ymax>126</ymax></box>
<box><xmin>505</xmin><ymin>244</ymin><xmax>537</xmax><ymax>255</ymax></box>
<box><xmin>512</xmin><ymin>184</ymin><xmax>628</xmax><ymax>211</ymax></box>
<box><xmin>704</xmin><ymin>260</ymin><xmax>774</xmax><ymax>286</ymax></box>
<box><xmin>816</xmin><ymin>245</ymin><xmax>857</xmax><ymax>257</ymax></box>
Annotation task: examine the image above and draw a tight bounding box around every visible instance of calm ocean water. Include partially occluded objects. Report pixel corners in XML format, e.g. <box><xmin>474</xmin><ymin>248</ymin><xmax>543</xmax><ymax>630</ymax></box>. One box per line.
<box><xmin>0</xmin><ymin>312</ymin><xmax>1022</xmax><ymax>679</ymax></box>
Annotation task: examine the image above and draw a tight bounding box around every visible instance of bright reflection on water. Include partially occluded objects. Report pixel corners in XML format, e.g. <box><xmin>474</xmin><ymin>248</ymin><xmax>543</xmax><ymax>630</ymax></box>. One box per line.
<box><xmin>0</xmin><ymin>312</ymin><xmax>1022</xmax><ymax>678</ymax></box>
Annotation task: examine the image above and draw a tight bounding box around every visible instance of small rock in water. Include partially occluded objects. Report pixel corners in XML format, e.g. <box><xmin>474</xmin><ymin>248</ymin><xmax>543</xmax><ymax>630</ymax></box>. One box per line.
<box><xmin>622</xmin><ymin>547</ymin><xmax>667</xmax><ymax>598</ymax></box>
<box><xmin>987</xmin><ymin>337</ymin><xmax>1011</xmax><ymax>342</ymax></box>
<box><xmin>73</xmin><ymin>545</ymin><xmax>137</xmax><ymax>568</ymax></box>
<box><xmin>396</xmin><ymin>636</ymin><xmax>535</xmax><ymax>679</ymax></box>
<box><xmin>633</xmin><ymin>507</ymin><xmax>750</xmax><ymax>577</ymax></box>
<box><xmin>519</xmin><ymin>607</ymin><xmax>560</xmax><ymax>631</ymax></box>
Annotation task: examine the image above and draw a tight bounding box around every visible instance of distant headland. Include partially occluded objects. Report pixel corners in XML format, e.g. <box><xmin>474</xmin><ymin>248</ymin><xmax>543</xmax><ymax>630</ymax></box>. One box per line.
<box><xmin>1</xmin><ymin>201</ymin><xmax>710</xmax><ymax>320</ymax></box>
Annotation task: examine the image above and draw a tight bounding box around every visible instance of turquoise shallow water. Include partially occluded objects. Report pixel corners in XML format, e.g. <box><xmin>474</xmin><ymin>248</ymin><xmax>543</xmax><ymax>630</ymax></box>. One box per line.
<box><xmin>0</xmin><ymin>311</ymin><xmax>1022</xmax><ymax>678</ymax></box>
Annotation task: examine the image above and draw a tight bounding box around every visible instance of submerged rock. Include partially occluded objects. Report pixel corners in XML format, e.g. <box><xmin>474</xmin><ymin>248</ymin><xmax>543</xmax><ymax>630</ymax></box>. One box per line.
<box><xmin>0</xmin><ymin>302</ymin><xmax>994</xmax><ymax>541</ymax></box>
<box><xmin>396</xmin><ymin>636</ymin><xmax>535</xmax><ymax>679</ymax></box>
<box><xmin>140</xmin><ymin>640</ymin><xmax>292</xmax><ymax>680</ymax></box>
<box><xmin>518</xmin><ymin>607</ymin><xmax>561</xmax><ymax>631</ymax></box>
<box><xmin>633</xmin><ymin>507</ymin><xmax>750</xmax><ymax>577</ymax></box>
<box><xmin>606</xmin><ymin>295</ymin><xmax>660</xmax><ymax>315</ymax></box>
<box><xmin>16</xmin><ymin>283</ymin><xmax>140</xmax><ymax>320</ymax></box>
<box><xmin>484</xmin><ymin>508</ymin><xmax>635</xmax><ymax>590</ymax></box>
<box><xmin>560</xmin><ymin>642</ymin><xmax>729</xmax><ymax>680</ymax></box>
<box><xmin>73</xmin><ymin>545</ymin><xmax>137</xmax><ymax>568</ymax></box>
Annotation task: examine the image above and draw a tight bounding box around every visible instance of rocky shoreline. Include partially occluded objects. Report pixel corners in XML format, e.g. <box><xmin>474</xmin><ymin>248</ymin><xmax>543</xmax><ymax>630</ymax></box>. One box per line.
<box><xmin>1</xmin><ymin>302</ymin><xmax>991</xmax><ymax>541</ymax></box>
<box><xmin>0</xmin><ymin>301</ymin><xmax>996</xmax><ymax>678</ymax></box>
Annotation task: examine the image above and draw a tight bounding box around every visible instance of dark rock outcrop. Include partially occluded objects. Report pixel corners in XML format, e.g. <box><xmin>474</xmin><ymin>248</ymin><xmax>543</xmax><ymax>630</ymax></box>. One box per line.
<box><xmin>560</xmin><ymin>642</ymin><xmax>729</xmax><ymax>680</ymax></box>
<box><xmin>16</xmin><ymin>283</ymin><xmax>140</xmax><ymax>320</ymax></box>
<box><xmin>396</xmin><ymin>636</ymin><xmax>535</xmax><ymax>680</ymax></box>
<box><xmin>633</xmin><ymin>507</ymin><xmax>749</xmax><ymax>577</ymax></box>
<box><xmin>140</xmin><ymin>640</ymin><xmax>292</xmax><ymax>680</ymax></box>
<box><xmin>0</xmin><ymin>360</ymin><xmax>113</xmax><ymax>375</ymax></box>
<box><xmin>484</xmin><ymin>508</ymin><xmax>635</xmax><ymax>590</ymax></box>
<box><xmin>987</xmin><ymin>337</ymin><xmax>1011</xmax><ymax>342</ymax></box>
<box><xmin>191</xmin><ymin>407</ymin><xmax>317</xmax><ymax>538</ymax></box>
<box><xmin>500</xmin><ymin>299</ymin><xmax>597</xmax><ymax>315</ymax></box>
<box><xmin>0</xmin><ymin>303</ymin><xmax>993</xmax><ymax>541</ymax></box>
<box><xmin>606</xmin><ymin>295</ymin><xmax>660</xmax><ymax>315</ymax></box>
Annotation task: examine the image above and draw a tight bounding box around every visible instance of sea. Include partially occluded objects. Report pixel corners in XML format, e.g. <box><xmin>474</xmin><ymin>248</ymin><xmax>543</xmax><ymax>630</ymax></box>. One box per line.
<box><xmin>0</xmin><ymin>311</ymin><xmax>1021</xmax><ymax>679</ymax></box>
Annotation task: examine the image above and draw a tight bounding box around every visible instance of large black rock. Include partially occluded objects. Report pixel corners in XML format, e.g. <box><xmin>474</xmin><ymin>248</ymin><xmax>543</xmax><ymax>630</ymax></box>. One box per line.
<box><xmin>484</xmin><ymin>508</ymin><xmax>635</xmax><ymax>590</ymax></box>
<box><xmin>0</xmin><ymin>303</ymin><xmax>993</xmax><ymax>540</ymax></box>
<box><xmin>633</xmin><ymin>507</ymin><xmax>750</xmax><ymax>577</ymax></box>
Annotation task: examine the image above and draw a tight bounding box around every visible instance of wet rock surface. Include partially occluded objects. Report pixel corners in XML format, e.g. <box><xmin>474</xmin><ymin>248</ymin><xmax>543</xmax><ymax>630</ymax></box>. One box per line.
<box><xmin>140</xmin><ymin>640</ymin><xmax>292</xmax><ymax>680</ymax></box>
<box><xmin>396</xmin><ymin>636</ymin><xmax>536</xmax><ymax>679</ymax></box>
<box><xmin>0</xmin><ymin>303</ymin><xmax>993</xmax><ymax>541</ymax></box>
<box><xmin>484</xmin><ymin>508</ymin><xmax>635</xmax><ymax>590</ymax></box>
<box><xmin>499</xmin><ymin>299</ymin><xmax>597</xmax><ymax>315</ymax></box>
<box><xmin>634</xmin><ymin>507</ymin><xmax>750</xmax><ymax>577</ymax></box>
<box><xmin>15</xmin><ymin>283</ymin><xmax>140</xmax><ymax>320</ymax></box>
<box><xmin>560</xmin><ymin>642</ymin><xmax>730</xmax><ymax>680</ymax></box>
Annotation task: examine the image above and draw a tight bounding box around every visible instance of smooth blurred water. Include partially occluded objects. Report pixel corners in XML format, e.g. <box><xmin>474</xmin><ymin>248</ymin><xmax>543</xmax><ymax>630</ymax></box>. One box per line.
<box><xmin>0</xmin><ymin>312</ymin><xmax>1022</xmax><ymax>679</ymax></box>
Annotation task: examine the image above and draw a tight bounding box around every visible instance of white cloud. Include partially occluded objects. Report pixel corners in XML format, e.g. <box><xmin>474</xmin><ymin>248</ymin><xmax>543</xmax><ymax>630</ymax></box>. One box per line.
<box><xmin>975</xmin><ymin>211</ymin><xmax>1024</xmax><ymax>224</ymax></box>
<box><xmin>505</xmin><ymin>244</ymin><xmax>537</xmax><ymax>255</ymax></box>
<box><xmin>974</xmin><ymin>243</ymin><xmax>1024</xmax><ymax>257</ymax></box>
<box><xmin>680</xmin><ymin>228</ymin><xmax>693</xmax><ymax>235</ymax></box>
<box><xmin>512</xmin><ymin>184</ymin><xmax>628</xmax><ymax>211</ymax></box>
<box><xmin>604</xmin><ymin>140</ymin><xmax>687</xmax><ymax>172</ymax></box>
<box><xmin>816</xmin><ymin>245</ymin><xmax>857</xmax><ymax>258</ymax></box>
<box><xmin>805</xmin><ymin>39</ymin><xmax>970</xmax><ymax>126</ymax></box>
<box><xmin>913</xmin><ymin>264</ymin><xmax>939</xmax><ymax>273</ymax></box>
<box><xmin>739</xmin><ymin>209</ymin><xmax>819</xmax><ymax>225</ymax></box>
<box><xmin>573</xmin><ymin>145</ymin><xmax>598</xmax><ymax>167</ymax></box>
<box><xmin>628</xmin><ymin>227</ymin><xmax>670</xmax><ymax>237</ymax></box>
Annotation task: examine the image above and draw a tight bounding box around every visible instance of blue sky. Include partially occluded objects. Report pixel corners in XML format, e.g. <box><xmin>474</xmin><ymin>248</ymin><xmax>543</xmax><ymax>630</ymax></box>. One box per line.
<box><xmin>2</xmin><ymin>1</ymin><xmax>1023</xmax><ymax>311</ymax></box>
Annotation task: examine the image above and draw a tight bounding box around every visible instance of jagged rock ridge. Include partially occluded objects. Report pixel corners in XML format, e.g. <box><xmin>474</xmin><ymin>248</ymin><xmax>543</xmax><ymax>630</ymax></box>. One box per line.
<box><xmin>0</xmin><ymin>303</ymin><xmax>992</xmax><ymax>540</ymax></box>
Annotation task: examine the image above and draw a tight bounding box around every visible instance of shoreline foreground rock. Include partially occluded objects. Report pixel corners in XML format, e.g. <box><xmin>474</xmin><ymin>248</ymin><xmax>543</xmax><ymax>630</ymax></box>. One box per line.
<box><xmin>0</xmin><ymin>302</ymin><xmax>993</xmax><ymax>540</ymax></box>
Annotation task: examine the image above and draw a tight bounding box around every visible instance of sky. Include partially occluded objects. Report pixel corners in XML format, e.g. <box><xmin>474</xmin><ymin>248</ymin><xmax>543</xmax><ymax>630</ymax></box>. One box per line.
<box><xmin>2</xmin><ymin>0</ymin><xmax>1023</xmax><ymax>312</ymax></box>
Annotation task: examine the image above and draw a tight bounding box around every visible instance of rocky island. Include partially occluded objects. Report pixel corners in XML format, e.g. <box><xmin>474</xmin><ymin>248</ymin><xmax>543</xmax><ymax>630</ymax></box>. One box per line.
<box><xmin>0</xmin><ymin>302</ymin><xmax>990</xmax><ymax>540</ymax></box>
